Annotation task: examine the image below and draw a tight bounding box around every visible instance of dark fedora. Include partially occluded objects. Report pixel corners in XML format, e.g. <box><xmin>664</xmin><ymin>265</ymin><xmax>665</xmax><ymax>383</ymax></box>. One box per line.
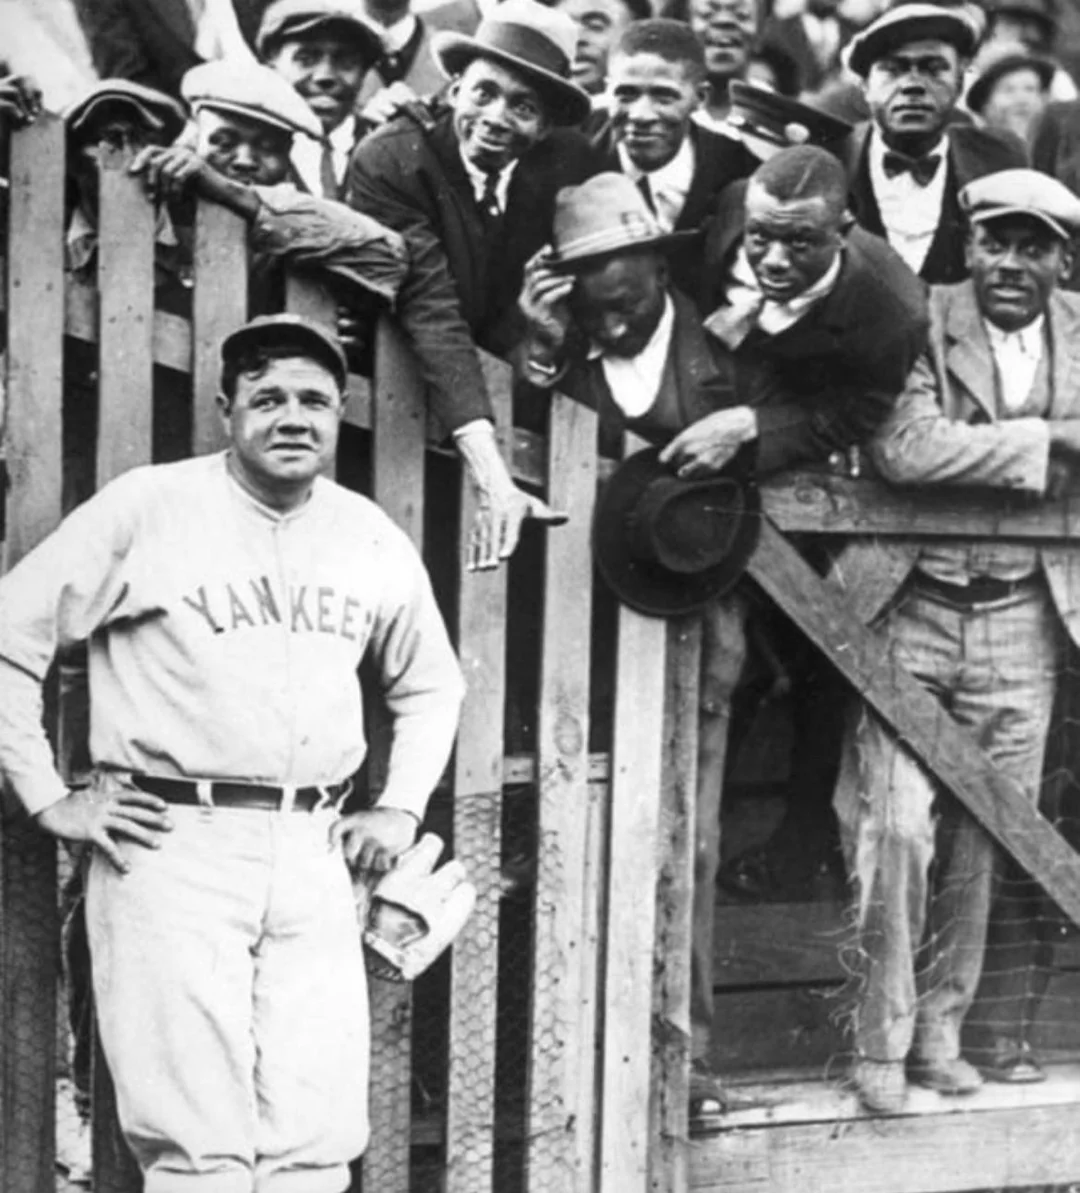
<box><xmin>432</xmin><ymin>0</ymin><xmax>591</xmax><ymax>126</ymax></box>
<box><xmin>593</xmin><ymin>449</ymin><xmax>761</xmax><ymax>618</ymax></box>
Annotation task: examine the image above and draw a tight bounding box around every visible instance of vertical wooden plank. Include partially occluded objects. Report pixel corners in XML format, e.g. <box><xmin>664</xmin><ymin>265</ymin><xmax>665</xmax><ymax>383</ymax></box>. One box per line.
<box><xmin>445</xmin><ymin>358</ymin><xmax>510</xmax><ymax>1193</ymax></box>
<box><xmin>0</xmin><ymin>115</ymin><xmax>65</xmax><ymax>1193</ymax></box>
<box><xmin>93</xmin><ymin>146</ymin><xmax>154</xmax><ymax>1193</ymax></box>
<box><xmin>363</xmin><ymin>318</ymin><xmax>426</xmax><ymax>1193</ymax></box>
<box><xmin>600</xmin><ymin>604</ymin><xmax>667</xmax><ymax>1192</ymax></box>
<box><xmin>285</xmin><ymin>273</ymin><xmax>341</xmax><ymax>481</ymax></box>
<box><xmin>96</xmin><ymin>147</ymin><xmax>155</xmax><ymax>482</ymax></box>
<box><xmin>526</xmin><ymin>393</ymin><xmax>598</xmax><ymax>1192</ymax></box>
<box><xmin>650</xmin><ymin>618</ymin><xmax>701</xmax><ymax>1193</ymax></box>
<box><xmin>191</xmin><ymin>200</ymin><xmax>247</xmax><ymax>456</ymax></box>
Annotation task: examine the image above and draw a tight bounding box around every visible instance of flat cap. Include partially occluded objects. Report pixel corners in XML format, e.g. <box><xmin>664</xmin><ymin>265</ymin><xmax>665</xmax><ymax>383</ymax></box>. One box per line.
<box><xmin>256</xmin><ymin>0</ymin><xmax>384</xmax><ymax>63</ymax></box>
<box><xmin>221</xmin><ymin>314</ymin><xmax>349</xmax><ymax>390</ymax></box>
<box><xmin>961</xmin><ymin>167</ymin><xmax>1080</xmax><ymax>240</ymax></box>
<box><xmin>182</xmin><ymin>60</ymin><xmax>324</xmax><ymax>141</ymax></box>
<box><xmin>846</xmin><ymin>3</ymin><xmax>981</xmax><ymax>76</ymax></box>
<box><xmin>64</xmin><ymin>79</ymin><xmax>187</xmax><ymax>144</ymax></box>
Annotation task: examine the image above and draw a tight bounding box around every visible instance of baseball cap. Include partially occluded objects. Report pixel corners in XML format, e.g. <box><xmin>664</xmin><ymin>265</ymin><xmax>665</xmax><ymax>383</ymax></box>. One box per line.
<box><xmin>221</xmin><ymin>315</ymin><xmax>349</xmax><ymax>391</ymax></box>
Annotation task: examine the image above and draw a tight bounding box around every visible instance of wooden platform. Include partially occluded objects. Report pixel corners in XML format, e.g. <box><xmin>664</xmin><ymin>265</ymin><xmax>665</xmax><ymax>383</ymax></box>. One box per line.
<box><xmin>690</xmin><ymin>1064</ymin><xmax>1080</xmax><ymax>1193</ymax></box>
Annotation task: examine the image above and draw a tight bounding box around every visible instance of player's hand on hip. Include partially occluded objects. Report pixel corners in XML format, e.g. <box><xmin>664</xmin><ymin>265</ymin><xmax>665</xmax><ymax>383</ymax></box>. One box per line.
<box><xmin>35</xmin><ymin>788</ymin><xmax>173</xmax><ymax>873</ymax></box>
<box><xmin>467</xmin><ymin>483</ymin><xmax>568</xmax><ymax>572</ymax></box>
<box><xmin>332</xmin><ymin>807</ymin><xmax>418</xmax><ymax>880</ymax></box>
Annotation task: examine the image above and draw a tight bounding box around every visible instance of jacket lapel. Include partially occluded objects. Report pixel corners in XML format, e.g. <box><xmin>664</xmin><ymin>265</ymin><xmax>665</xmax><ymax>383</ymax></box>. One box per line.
<box><xmin>942</xmin><ymin>283</ymin><xmax>998</xmax><ymax>421</ymax></box>
<box><xmin>670</xmin><ymin>290</ymin><xmax>736</xmax><ymax>423</ymax></box>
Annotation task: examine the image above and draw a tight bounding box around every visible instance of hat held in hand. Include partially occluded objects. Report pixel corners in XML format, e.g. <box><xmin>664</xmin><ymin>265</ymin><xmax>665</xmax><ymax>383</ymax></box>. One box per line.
<box><xmin>593</xmin><ymin>449</ymin><xmax>760</xmax><ymax>618</ymax></box>
<box><xmin>359</xmin><ymin>833</ymin><xmax>477</xmax><ymax>983</ymax></box>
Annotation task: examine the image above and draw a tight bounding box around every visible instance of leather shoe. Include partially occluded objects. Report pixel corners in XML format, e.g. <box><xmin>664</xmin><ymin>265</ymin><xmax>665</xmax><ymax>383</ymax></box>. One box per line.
<box><xmin>975</xmin><ymin>1041</ymin><xmax>1046</xmax><ymax>1085</ymax></box>
<box><xmin>851</xmin><ymin>1057</ymin><xmax>907</xmax><ymax>1114</ymax></box>
<box><xmin>908</xmin><ymin>1056</ymin><xmax>983</xmax><ymax>1095</ymax></box>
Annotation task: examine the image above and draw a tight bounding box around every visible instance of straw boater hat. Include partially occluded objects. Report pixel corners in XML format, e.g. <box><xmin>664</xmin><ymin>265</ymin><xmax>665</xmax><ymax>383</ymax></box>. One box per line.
<box><xmin>593</xmin><ymin>449</ymin><xmax>761</xmax><ymax>618</ymax></box>
<box><xmin>846</xmin><ymin>2</ymin><xmax>982</xmax><ymax>77</ymax></box>
<box><xmin>255</xmin><ymin>0</ymin><xmax>384</xmax><ymax>64</ymax></box>
<box><xmin>432</xmin><ymin>0</ymin><xmax>591</xmax><ymax>126</ymax></box>
<box><xmin>548</xmin><ymin>173</ymin><xmax>698</xmax><ymax>270</ymax></box>
<box><xmin>182</xmin><ymin>60</ymin><xmax>324</xmax><ymax>141</ymax></box>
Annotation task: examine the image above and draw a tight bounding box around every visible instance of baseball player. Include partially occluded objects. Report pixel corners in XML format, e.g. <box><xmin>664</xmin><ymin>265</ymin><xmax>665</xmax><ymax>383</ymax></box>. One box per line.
<box><xmin>0</xmin><ymin>314</ymin><xmax>465</xmax><ymax>1192</ymax></box>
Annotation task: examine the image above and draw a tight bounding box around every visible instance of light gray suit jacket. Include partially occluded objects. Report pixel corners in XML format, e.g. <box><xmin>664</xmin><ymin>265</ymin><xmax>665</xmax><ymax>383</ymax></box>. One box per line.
<box><xmin>830</xmin><ymin>280</ymin><xmax>1080</xmax><ymax>649</ymax></box>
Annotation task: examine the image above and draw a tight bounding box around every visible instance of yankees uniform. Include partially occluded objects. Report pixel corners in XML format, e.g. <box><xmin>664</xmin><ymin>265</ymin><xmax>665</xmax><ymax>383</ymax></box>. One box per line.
<box><xmin>0</xmin><ymin>434</ymin><xmax>463</xmax><ymax>1189</ymax></box>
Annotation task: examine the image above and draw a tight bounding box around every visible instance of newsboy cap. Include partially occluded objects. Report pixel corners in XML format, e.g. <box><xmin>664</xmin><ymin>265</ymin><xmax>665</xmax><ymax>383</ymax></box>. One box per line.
<box><xmin>182</xmin><ymin>60</ymin><xmax>324</xmax><ymax>141</ymax></box>
<box><xmin>64</xmin><ymin>79</ymin><xmax>187</xmax><ymax>145</ymax></box>
<box><xmin>255</xmin><ymin>0</ymin><xmax>384</xmax><ymax>63</ymax></box>
<box><xmin>846</xmin><ymin>3</ymin><xmax>981</xmax><ymax>77</ymax></box>
<box><xmin>961</xmin><ymin>168</ymin><xmax>1080</xmax><ymax>240</ymax></box>
<box><xmin>221</xmin><ymin>314</ymin><xmax>349</xmax><ymax>391</ymax></box>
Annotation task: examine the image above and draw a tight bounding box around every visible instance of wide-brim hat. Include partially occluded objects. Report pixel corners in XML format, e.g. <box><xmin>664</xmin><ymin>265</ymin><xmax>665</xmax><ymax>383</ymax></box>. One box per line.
<box><xmin>593</xmin><ymin>448</ymin><xmax>761</xmax><ymax>618</ymax></box>
<box><xmin>549</xmin><ymin>173</ymin><xmax>698</xmax><ymax>270</ymax></box>
<box><xmin>846</xmin><ymin>3</ymin><xmax>982</xmax><ymax>77</ymax></box>
<box><xmin>183</xmin><ymin>60</ymin><xmax>324</xmax><ymax>141</ymax></box>
<box><xmin>221</xmin><ymin>314</ymin><xmax>349</xmax><ymax>391</ymax></box>
<box><xmin>256</xmin><ymin>0</ymin><xmax>384</xmax><ymax>64</ymax></box>
<box><xmin>966</xmin><ymin>50</ymin><xmax>1054</xmax><ymax>112</ymax></box>
<box><xmin>64</xmin><ymin>79</ymin><xmax>187</xmax><ymax>145</ymax></box>
<box><xmin>726</xmin><ymin>81</ymin><xmax>853</xmax><ymax>155</ymax></box>
<box><xmin>431</xmin><ymin>0</ymin><xmax>591</xmax><ymax>126</ymax></box>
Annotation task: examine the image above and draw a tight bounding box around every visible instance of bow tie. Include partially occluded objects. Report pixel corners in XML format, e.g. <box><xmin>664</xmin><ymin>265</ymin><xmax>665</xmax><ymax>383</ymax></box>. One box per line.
<box><xmin>882</xmin><ymin>149</ymin><xmax>943</xmax><ymax>187</ymax></box>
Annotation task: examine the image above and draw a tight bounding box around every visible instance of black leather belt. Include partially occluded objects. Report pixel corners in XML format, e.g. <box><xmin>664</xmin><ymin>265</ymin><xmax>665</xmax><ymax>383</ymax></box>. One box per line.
<box><xmin>131</xmin><ymin>774</ymin><xmax>351</xmax><ymax>811</ymax></box>
<box><xmin>913</xmin><ymin>572</ymin><xmax>1042</xmax><ymax>608</ymax></box>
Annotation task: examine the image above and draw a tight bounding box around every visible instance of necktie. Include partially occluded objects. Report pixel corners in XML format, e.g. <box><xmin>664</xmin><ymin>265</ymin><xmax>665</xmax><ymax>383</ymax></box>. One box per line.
<box><xmin>319</xmin><ymin>142</ymin><xmax>339</xmax><ymax>200</ymax></box>
<box><xmin>478</xmin><ymin>171</ymin><xmax>502</xmax><ymax>224</ymax></box>
<box><xmin>882</xmin><ymin>150</ymin><xmax>942</xmax><ymax>187</ymax></box>
<box><xmin>637</xmin><ymin>173</ymin><xmax>657</xmax><ymax>215</ymax></box>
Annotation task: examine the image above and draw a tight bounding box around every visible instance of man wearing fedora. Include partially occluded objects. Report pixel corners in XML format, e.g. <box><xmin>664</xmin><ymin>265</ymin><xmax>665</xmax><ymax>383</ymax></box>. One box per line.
<box><xmin>589</xmin><ymin>19</ymin><xmax>758</xmax><ymax>297</ymax></box>
<box><xmin>831</xmin><ymin>168</ymin><xmax>1080</xmax><ymax>1112</ymax></box>
<box><xmin>842</xmin><ymin>2</ymin><xmax>1027</xmax><ymax>285</ymax></box>
<box><xmin>348</xmin><ymin>0</ymin><xmax>595</xmax><ymax>571</ymax></box>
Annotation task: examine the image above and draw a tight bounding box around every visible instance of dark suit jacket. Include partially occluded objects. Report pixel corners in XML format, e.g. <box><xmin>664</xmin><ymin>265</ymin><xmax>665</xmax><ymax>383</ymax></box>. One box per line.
<box><xmin>760</xmin><ymin>13</ymin><xmax>840</xmax><ymax>97</ymax></box>
<box><xmin>589</xmin><ymin>121</ymin><xmax>759</xmax><ymax>297</ymax></box>
<box><xmin>843</xmin><ymin>121</ymin><xmax>1028</xmax><ymax>285</ymax></box>
<box><xmin>1033</xmin><ymin>101</ymin><xmax>1080</xmax><ymax>290</ymax></box>
<box><xmin>699</xmin><ymin>180</ymin><xmax>929</xmax><ymax>475</ymax></box>
<box><xmin>347</xmin><ymin>108</ymin><xmax>596</xmax><ymax>432</ymax></box>
<box><xmin>74</xmin><ymin>0</ymin><xmax>268</xmax><ymax>98</ymax></box>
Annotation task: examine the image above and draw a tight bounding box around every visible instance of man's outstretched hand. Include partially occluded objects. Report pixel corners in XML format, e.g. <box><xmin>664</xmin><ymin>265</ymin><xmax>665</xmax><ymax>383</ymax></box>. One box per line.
<box><xmin>467</xmin><ymin>482</ymin><xmax>567</xmax><ymax>572</ymax></box>
<box><xmin>35</xmin><ymin>787</ymin><xmax>173</xmax><ymax>873</ymax></box>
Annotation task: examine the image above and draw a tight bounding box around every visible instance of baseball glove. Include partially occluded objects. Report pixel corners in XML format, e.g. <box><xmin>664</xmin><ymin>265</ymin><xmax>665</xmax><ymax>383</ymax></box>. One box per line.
<box><xmin>361</xmin><ymin>833</ymin><xmax>476</xmax><ymax>982</ymax></box>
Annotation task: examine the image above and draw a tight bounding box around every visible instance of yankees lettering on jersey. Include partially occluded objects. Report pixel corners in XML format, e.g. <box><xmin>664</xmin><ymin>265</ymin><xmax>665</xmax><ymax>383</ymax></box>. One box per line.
<box><xmin>181</xmin><ymin>578</ymin><xmax>373</xmax><ymax>640</ymax></box>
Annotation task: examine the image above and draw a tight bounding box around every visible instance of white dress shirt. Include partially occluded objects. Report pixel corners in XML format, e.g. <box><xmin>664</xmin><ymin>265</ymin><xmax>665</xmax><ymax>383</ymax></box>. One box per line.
<box><xmin>617</xmin><ymin>137</ymin><xmax>696</xmax><ymax>233</ymax></box>
<box><xmin>868</xmin><ymin>128</ymin><xmax>948</xmax><ymax>276</ymax></box>
<box><xmin>292</xmin><ymin>116</ymin><xmax>357</xmax><ymax>197</ymax></box>
<box><xmin>589</xmin><ymin>295</ymin><xmax>676</xmax><ymax>419</ymax></box>
<box><xmin>985</xmin><ymin>315</ymin><xmax>1046</xmax><ymax>414</ymax></box>
<box><xmin>459</xmin><ymin>152</ymin><xmax>517</xmax><ymax>213</ymax></box>
<box><xmin>381</xmin><ymin>12</ymin><xmax>419</xmax><ymax>51</ymax></box>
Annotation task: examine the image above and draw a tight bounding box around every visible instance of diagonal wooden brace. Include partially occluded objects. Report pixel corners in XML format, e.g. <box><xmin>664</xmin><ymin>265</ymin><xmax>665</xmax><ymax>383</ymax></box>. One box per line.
<box><xmin>746</xmin><ymin>517</ymin><xmax>1080</xmax><ymax>928</ymax></box>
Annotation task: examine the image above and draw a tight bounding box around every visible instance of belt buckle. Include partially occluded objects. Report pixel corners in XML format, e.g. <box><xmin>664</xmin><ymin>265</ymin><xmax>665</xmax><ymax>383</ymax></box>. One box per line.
<box><xmin>311</xmin><ymin>785</ymin><xmax>336</xmax><ymax>813</ymax></box>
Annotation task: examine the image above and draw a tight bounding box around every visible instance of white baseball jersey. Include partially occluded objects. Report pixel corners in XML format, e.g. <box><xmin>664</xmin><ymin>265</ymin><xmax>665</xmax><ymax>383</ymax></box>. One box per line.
<box><xmin>0</xmin><ymin>452</ymin><xmax>464</xmax><ymax>816</ymax></box>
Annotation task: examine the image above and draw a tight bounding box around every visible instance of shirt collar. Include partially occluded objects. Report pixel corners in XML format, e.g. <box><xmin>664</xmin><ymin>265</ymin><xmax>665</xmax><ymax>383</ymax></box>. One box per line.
<box><xmin>329</xmin><ymin>114</ymin><xmax>357</xmax><ymax>155</ymax></box>
<box><xmin>984</xmin><ymin>313</ymin><xmax>1045</xmax><ymax>356</ymax></box>
<box><xmin>587</xmin><ymin>292</ymin><xmax>675</xmax><ymax>361</ymax></box>
<box><xmin>381</xmin><ymin>12</ymin><xmax>418</xmax><ymax>52</ymax></box>
<box><xmin>617</xmin><ymin>133</ymin><xmax>695</xmax><ymax>194</ymax></box>
<box><xmin>459</xmin><ymin>149</ymin><xmax>518</xmax><ymax>209</ymax></box>
<box><xmin>868</xmin><ymin>126</ymin><xmax>948</xmax><ymax>171</ymax></box>
<box><xmin>730</xmin><ymin>245</ymin><xmax>843</xmax><ymax>312</ymax></box>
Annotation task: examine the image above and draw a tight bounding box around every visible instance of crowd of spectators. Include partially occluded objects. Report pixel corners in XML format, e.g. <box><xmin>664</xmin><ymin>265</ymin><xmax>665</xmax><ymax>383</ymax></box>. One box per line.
<box><xmin>5</xmin><ymin>0</ymin><xmax>1080</xmax><ymax>1181</ymax></box>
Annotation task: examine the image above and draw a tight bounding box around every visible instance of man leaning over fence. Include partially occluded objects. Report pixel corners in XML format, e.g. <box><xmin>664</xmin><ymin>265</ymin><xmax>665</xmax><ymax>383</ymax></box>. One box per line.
<box><xmin>348</xmin><ymin>0</ymin><xmax>595</xmax><ymax>570</ymax></box>
<box><xmin>832</xmin><ymin>168</ymin><xmax>1080</xmax><ymax>1114</ymax></box>
<box><xmin>516</xmin><ymin>147</ymin><xmax>927</xmax><ymax>1124</ymax></box>
<box><xmin>0</xmin><ymin>313</ymin><xmax>465</xmax><ymax>1193</ymax></box>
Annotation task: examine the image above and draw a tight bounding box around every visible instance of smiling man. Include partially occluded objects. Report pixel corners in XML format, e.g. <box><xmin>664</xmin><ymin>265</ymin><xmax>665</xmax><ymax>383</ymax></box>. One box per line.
<box><xmin>348</xmin><ymin>0</ymin><xmax>595</xmax><ymax>570</ymax></box>
<box><xmin>687</xmin><ymin>0</ymin><xmax>761</xmax><ymax>129</ymax></box>
<box><xmin>831</xmin><ymin>168</ymin><xmax>1080</xmax><ymax>1113</ymax></box>
<box><xmin>591</xmin><ymin>19</ymin><xmax>758</xmax><ymax>295</ymax></box>
<box><xmin>842</xmin><ymin>2</ymin><xmax>1027</xmax><ymax>284</ymax></box>
<box><xmin>0</xmin><ymin>314</ymin><xmax>464</xmax><ymax>1190</ymax></box>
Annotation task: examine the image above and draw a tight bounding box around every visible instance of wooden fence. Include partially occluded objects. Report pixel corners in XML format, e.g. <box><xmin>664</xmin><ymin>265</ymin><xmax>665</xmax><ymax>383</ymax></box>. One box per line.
<box><xmin>5</xmin><ymin>114</ymin><xmax>1080</xmax><ymax>1193</ymax></box>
